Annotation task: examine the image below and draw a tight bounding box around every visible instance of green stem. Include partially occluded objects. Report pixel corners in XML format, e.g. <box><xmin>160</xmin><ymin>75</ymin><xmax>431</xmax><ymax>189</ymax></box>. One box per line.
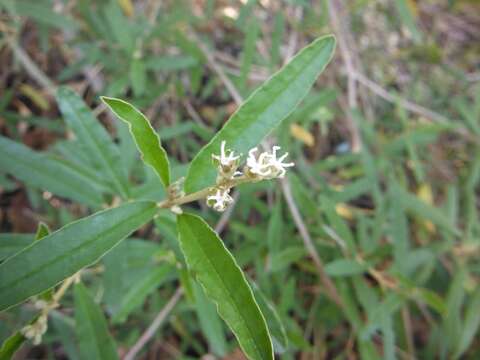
<box><xmin>158</xmin><ymin>176</ymin><xmax>254</xmax><ymax>209</ymax></box>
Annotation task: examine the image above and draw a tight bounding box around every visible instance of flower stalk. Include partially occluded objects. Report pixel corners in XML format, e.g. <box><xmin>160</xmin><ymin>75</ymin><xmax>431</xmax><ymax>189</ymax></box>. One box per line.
<box><xmin>21</xmin><ymin>272</ymin><xmax>80</xmax><ymax>345</ymax></box>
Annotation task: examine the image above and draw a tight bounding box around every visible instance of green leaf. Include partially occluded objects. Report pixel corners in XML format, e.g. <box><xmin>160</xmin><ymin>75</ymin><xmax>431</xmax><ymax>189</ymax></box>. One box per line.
<box><xmin>50</xmin><ymin>313</ymin><xmax>79</xmax><ymax>360</ymax></box>
<box><xmin>0</xmin><ymin>201</ymin><xmax>157</xmax><ymax>311</ymax></box>
<box><xmin>393</xmin><ymin>184</ymin><xmax>461</xmax><ymax>236</ymax></box>
<box><xmin>267</xmin><ymin>201</ymin><xmax>283</xmax><ymax>255</ymax></box>
<box><xmin>325</xmin><ymin>259</ymin><xmax>367</xmax><ymax>277</ymax></box>
<box><xmin>11</xmin><ymin>0</ymin><xmax>78</xmax><ymax>30</ymax></box>
<box><xmin>102</xmin><ymin>239</ymin><xmax>163</xmax><ymax>313</ymax></box>
<box><xmin>0</xmin><ymin>313</ymin><xmax>39</xmax><ymax>359</ymax></box>
<box><xmin>0</xmin><ymin>331</ymin><xmax>25</xmax><ymax>360</ymax></box>
<box><xmin>101</xmin><ymin>97</ymin><xmax>171</xmax><ymax>188</ymax></box>
<box><xmin>130</xmin><ymin>58</ymin><xmax>146</xmax><ymax>97</ymax></box>
<box><xmin>239</xmin><ymin>19</ymin><xmax>260</xmax><ymax>90</ymax></box>
<box><xmin>74</xmin><ymin>282</ymin><xmax>119</xmax><ymax>360</ymax></box>
<box><xmin>268</xmin><ymin>247</ymin><xmax>305</xmax><ymax>273</ymax></box>
<box><xmin>0</xmin><ymin>234</ymin><xmax>34</xmax><ymax>261</ymax></box>
<box><xmin>184</xmin><ymin>35</ymin><xmax>336</xmax><ymax>193</ymax></box>
<box><xmin>193</xmin><ymin>281</ymin><xmax>228</xmax><ymax>357</ymax></box>
<box><xmin>0</xmin><ymin>136</ymin><xmax>105</xmax><ymax>207</ymax></box>
<box><xmin>145</xmin><ymin>55</ymin><xmax>198</xmax><ymax>71</ymax></box>
<box><xmin>393</xmin><ymin>0</ymin><xmax>422</xmax><ymax>43</ymax></box>
<box><xmin>177</xmin><ymin>213</ymin><xmax>273</xmax><ymax>360</ymax></box>
<box><xmin>455</xmin><ymin>288</ymin><xmax>480</xmax><ymax>358</ymax></box>
<box><xmin>250</xmin><ymin>283</ymin><xmax>288</xmax><ymax>354</ymax></box>
<box><xmin>34</xmin><ymin>223</ymin><xmax>54</xmax><ymax>302</ymax></box>
<box><xmin>320</xmin><ymin>196</ymin><xmax>356</xmax><ymax>251</ymax></box>
<box><xmin>56</xmin><ymin>87</ymin><xmax>130</xmax><ymax>199</ymax></box>
<box><xmin>35</xmin><ymin>222</ymin><xmax>50</xmax><ymax>241</ymax></box>
<box><xmin>112</xmin><ymin>264</ymin><xmax>173</xmax><ymax>323</ymax></box>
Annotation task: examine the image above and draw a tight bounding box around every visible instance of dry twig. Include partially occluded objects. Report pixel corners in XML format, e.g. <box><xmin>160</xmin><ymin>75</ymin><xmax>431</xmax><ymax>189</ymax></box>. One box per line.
<box><xmin>123</xmin><ymin>287</ymin><xmax>184</xmax><ymax>360</ymax></box>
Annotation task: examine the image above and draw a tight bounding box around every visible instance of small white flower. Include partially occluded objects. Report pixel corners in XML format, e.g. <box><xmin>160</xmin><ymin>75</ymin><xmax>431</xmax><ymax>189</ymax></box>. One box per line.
<box><xmin>33</xmin><ymin>299</ymin><xmax>48</xmax><ymax>310</ymax></box>
<box><xmin>246</xmin><ymin>146</ymin><xmax>294</xmax><ymax>179</ymax></box>
<box><xmin>212</xmin><ymin>141</ymin><xmax>242</xmax><ymax>180</ymax></box>
<box><xmin>246</xmin><ymin>147</ymin><xmax>271</xmax><ymax>177</ymax></box>
<box><xmin>266</xmin><ymin>146</ymin><xmax>295</xmax><ymax>178</ymax></box>
<box><xmin>21</xmin><ymin>314</ymin><xmax>48</xmax><ymax>345</ymax></box>
<box><xmin>212</xmin><ymin>141</ymin><xmax>240</xmax><ymax>167</ymax></box>
<box><xmin>170</xmin><ymin>205</ymin><xmax>183</xmax><ymax>214</ymax></box>
<box><xmin>206</xmin><ymin>188</ymin><xmax>233</xmax><ymax>212</ymax></box>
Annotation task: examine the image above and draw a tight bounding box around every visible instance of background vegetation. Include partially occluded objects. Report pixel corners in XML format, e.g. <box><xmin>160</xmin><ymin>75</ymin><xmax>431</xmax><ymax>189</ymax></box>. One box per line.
<box><xmin>1</xmin><ymin>0</ymin><xmax>479</xmax><ymax>359</ymax></box>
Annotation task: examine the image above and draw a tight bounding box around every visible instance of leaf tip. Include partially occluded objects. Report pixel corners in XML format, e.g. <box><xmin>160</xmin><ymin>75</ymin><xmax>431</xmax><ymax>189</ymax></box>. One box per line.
<box><xmin>100</xmin><ymin>96</ymin><xmax>115</xmax><ymax>106</ymax></box>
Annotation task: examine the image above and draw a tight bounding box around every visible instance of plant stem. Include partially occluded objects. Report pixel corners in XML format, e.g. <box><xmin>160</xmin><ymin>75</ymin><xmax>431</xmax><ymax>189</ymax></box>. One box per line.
<box><xmin>157</xmin><ymin>176</ymin><xmax>253</xmax><ymax>209</ymax></box>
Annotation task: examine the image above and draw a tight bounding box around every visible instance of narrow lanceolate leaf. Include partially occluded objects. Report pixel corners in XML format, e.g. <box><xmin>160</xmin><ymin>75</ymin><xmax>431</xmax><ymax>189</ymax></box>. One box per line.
<box><xmin>0</xmin><ymin>136</ymin><xmax>104</xmax><ymax>207</ymax></box>
<box><xmin>0</xmin><ymin>314</ymin><xmax>39</xmax><ymax>359</ymax></box>
<box><xmin>0</xmin><ymin>331</ymin><xmax>25</xmax><ymax>360</ymax></box>
<box><xmin>0</xmin><ymin>201</ymin><xmax>157</xmax><ymax>311</ymax></box>
<box><xmin>101</xmin><ymin>97</ymin><xmax>171</xmax><ymax>188</ymax></box>
<box><xmin>455</xmin><ymin>288</ymin><xmax>480</xmax><ymax>358</ymax></box>
<box><xmin>74</xmin><ymin>283</ymin><xmax>119</xmax><ymax>360</ymax></box>
<box><xmin>325</xmin><ymin>259</ymin><xmax>368</xmax><ymax>277</ymax></box>
<box><xmin>56</xmin><ymin>87</ymin><xmax>130</xmax><ymax>198</ymax></box>
<box><xmin>184</xmin><ymin>35</ymin><xmax>336</xmax><ymax>193</ymax></box>
<box><xmin>177</xmin><ymin>213</ymin><xmax>273</xmax><ymax>360</ymax></box>
<box><xmin>0</xmin><ymin>234</ymin><xmax>34</xmax><ymax>261</ymax></box>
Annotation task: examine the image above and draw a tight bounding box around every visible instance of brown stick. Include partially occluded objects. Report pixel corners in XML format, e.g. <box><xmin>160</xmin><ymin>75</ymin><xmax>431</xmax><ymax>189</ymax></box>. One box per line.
<box><xmin>123</xmin><ymin>287</ymin><xmax>184</xmax><ymax>360</ymax></box>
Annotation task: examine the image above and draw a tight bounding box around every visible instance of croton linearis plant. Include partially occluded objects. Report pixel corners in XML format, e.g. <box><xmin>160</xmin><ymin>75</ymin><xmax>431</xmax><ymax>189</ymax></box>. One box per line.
<box><xmin>0</xmin><ymin>35</ymin><xmax>335</xmax><ymax>360</ymax></box>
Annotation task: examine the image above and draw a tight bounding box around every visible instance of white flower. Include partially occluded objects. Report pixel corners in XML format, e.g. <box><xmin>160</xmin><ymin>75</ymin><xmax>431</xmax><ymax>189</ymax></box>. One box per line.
<box><xmin>21</xmin><ymin>314</ymin><xmax>48</xmax><ymax>345</ymax></box>
<box><xmin>246</xmin><ymin>146</ymin><xmax>294</xmax><ymax>179</ymax></box>
<box><xmin>212</xmin><ymin>141</ymin><xmax>242</xmax><ymax>180</ymax></box>
<box><xmin>266</xmin><ymin>146</ymin><xmax>295</xmax><ymax>178</ymax></box>
<box><xmin>212</xmin><ymin>141</ymin><xmax>240</xmax><ymax>168</ymax></box>
<box><xmin>246</xmin><ymin>147</ymin><xmax>271</xmax><ymax>177</ymax></box>
<box><xmin>206</xmin><ymin>187</ymin><xmax>233</xmax><ymax>212</ymax></box>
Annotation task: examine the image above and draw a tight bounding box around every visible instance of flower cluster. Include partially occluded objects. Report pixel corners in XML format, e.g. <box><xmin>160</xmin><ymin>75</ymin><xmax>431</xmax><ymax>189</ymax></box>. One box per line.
<box><xmin>206</xmin><ymin>187</ymin><xmax>233</xmax><ymax>212</ymax></box>
<box><xmin>21</xmin><ymin>300</ymin><xmax>50</xmax><ymax>345</ymax></box>
<box><xmin>21</xmin><ymin>314</ymin><xmax>48</xmax><ymax>345</ymax></box>
<box><xmin>206</xmin><ymin>141</ymin><xmax>294</xmax><ymax>212</ymax></box>
<box><xmin>246</xmin><ymin>146</ymin><xmax>294</xmax><ymax>179</ymax></box>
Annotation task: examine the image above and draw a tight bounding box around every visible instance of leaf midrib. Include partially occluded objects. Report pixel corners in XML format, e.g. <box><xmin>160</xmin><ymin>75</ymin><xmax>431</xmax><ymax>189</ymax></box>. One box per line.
<box><xmin>121</xmin><ymin>114</ymin><xmax>170</xmax><ymax>187</ymax></box>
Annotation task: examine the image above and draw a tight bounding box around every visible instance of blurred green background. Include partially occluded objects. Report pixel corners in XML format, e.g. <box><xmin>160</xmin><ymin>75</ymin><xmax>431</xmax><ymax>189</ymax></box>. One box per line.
<box><xmin>0</xmin><ymin>0</ymin><xmax>479</xmax><ymax>359</ymax></box>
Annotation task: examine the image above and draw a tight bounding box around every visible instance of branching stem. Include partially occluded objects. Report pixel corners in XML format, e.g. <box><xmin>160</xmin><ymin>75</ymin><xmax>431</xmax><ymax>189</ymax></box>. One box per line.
<box><xmin>157</xmin><ymin>176</ymin><xmax>254</xmax><ymax>209</ymax></box>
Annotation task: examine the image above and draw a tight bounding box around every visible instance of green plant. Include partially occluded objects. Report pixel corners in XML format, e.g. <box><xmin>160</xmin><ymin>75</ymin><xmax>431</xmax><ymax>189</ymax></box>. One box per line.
<box><xmin>0</xmin><ymin>35</ymin><xmax>336</xmax><ymax>360</ymax></box>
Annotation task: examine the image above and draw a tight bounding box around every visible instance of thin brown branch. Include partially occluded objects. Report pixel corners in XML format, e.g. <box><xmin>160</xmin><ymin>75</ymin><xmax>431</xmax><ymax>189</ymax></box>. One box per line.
<box><xmin>123</xmin><ymin>287</ymin><xmax>184</xmax><ymax>360</ymax></box>
<box><xmin>192</xmin><ymin>34</ymin><xmax>243</xmax><ymax>105</ymax></box>
<box><xmin>279</xmin><ymin>179</ymin><xmax>344</xmax><ymax>307</ymax></box>
<box><xmin>6</xmin><ymin>36</ymin><xmax>56</xmax><ymax>95</ymax></box>
<box><xmin>327</xmin><ymin>0</ymin><xmax>362</xmax><ymax>153</ymax></box>
<box><xmin>327</xmin><ymin>0</ymin><xmax>357</xmax><ymax>108</ymax></box>
<box><xmin>352</xmin><ymin>71</ymin><xmax>449</xmax><ymax>123</ymax></box>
